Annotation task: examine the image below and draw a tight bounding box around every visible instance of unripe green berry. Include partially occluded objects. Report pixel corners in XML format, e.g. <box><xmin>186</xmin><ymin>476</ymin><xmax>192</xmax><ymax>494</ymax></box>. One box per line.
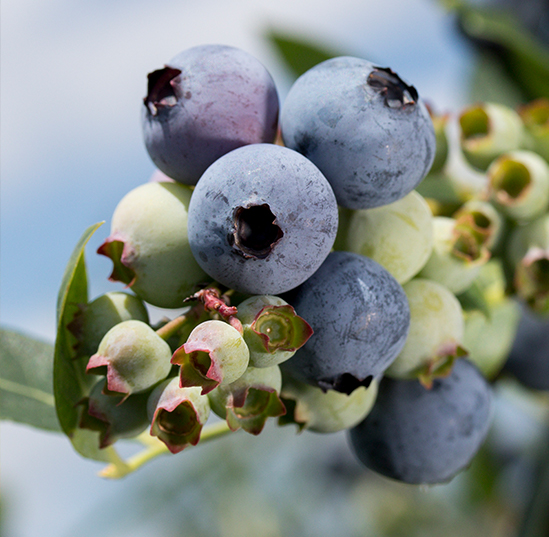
<box><xmin>459</xmin><ymin>102</ymin><xmax>525</xmax><ymax>171</ymax></box>
<box><xmin>78</xmin><ymin>379</ymin><xmax>150</xmax><ymax>448</ymax></box>
<box><xmin>386</xmin><ymin>278</ymin><xmax>466</xmax><ymax>387</ymax></box>
<box><xmin>148</xmin><ymin>377</ymin><xmax>210</xmax><ymax>454</ymax></box>
<box><xmin>86</xmin><ymin>320</ymin><xmax>172</xmax><ymax>398</ymax></box>
<box><xmin>70</xmin><ymin>291</ymin><xmax>149</xmax><ymax>356</ymax></box>
<box><xmin>98</xmin><ymin>182</ymin><xmax>208</xmax><ymax>309</ymax></box>
<box><xmin>508</xmin><ymin>213</ymin><xmax>549</xmax><ymax>314</ymax></box>
<box><xmin>518</xmin><ymin>98</ymin><xmax>549</xmax><ymax>163</ymax></box>
<box><xmin>453</xmin><ymin>199</ymin><xmax>503</xmax><ymax>251</ymax></box>
<box><xmin>280</xmin><ymin>376</ymin><xmax>378</xmax><ymax>433</ymax></box>
<box><xmin>488</xmin><ymin>150</ymin><xmax>549</xmax><ymax>222</ymax></box>
<box><xmin>462</xmin><ymin>260</ymin><xmax>520</xmax><ymax>378</ymax></box>
<box><xmin>419</xmin><ymin>216</ymin><xmax>489</xmax><ymax>294</ymax></box>
<box><xmin>336</xmin><ymin>191</ymin><xmax>433</xmax><ymax>284</ymax></box>
<box><xmin>236</xmin><ymin>295</ymin><xmax>312</xmax><ymax>368</ymax></box>
<box><xmin>208</xmin><ymin>365</ymin><xmax>285</xmax><ymax>434</ymax></box>
<box><xmin>171</xmin><ymin>320</ymin><xmax>250</xmax><ymax>395</ymax></box>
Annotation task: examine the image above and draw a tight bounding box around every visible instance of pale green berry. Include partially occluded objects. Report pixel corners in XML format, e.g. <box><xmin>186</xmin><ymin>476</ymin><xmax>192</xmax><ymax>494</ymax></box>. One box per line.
<box><xmin>462</xmin><ymin>260</ymin><xmax>520</xmax><ymax>378</ymax></box>
<box><xmin>518</xmin><ymin>98</ymin><xmax>549</xmax><ymax>163</ymax></box>
<box><xmin>488</xmin><ymin>150</ymin><xmax>549</xmax><ymax>222</ymax></box>
<box><xmin>279</xmin><ymin>376</ymin><xmax>378</xmax><ymax>434</ymax></box>
<box><xmin>147</xmin><ymin>377</ymin><xmax>210</xmax><ymax>454</ymax></box>
<box><xmin>208</xmin><ymin>365</ymin><xmax>284</xmax><ymax>434</ymax></box>
<box><xmin>508</xmin><ymin>214</ymin><xmax>549</xmax><ymax>314</ymax></box>
<box><xmin>98</xmin><ymin>182</ymin><xmax>208</xmax><ymax>309</ymax></box>
<box><xmin>453</xmin><ymin>199</ymin><xmax>503</xmax><ymax>251</ymax></box>
<box><xmin>171</xmin><ymin>320</ymin><xmax>250</xmax><ymax>395</ymax></box>
<box><xmin>72</xmin><ymin>291</ymin><xmax>149</xmax><ymax>356</ymax></box>
<box><xmin>419</xmin><ymin>216</ymin><xmax>489</xmax><ymax>294</ymax></box>
<box><xmin>79</xmin><ymin>379</ymin><xmax>150</xmax><ymax>448</ymax></box>
<box><xmin>459</xmin><ymin>102</ymin><xmax>525</xmax><ymax>171</ymax></box>
<box><xmin>236</xmin><ymin>295</ymin><xmax>312</xmax><ymax>368</ymax></box>
<box><xmin>86</xmin><ymin>320</ymin><xmax>172</xmax><ymax>398</ymax></box>
<box><xmin>386</xmin><ymin>278</ymin><xmax>466</xmax><ymax>387</ymax></box>
<box><xmin>336</xmin><ymin>191</ymin><xmax>433</xmax><ymax>284</ymax></box>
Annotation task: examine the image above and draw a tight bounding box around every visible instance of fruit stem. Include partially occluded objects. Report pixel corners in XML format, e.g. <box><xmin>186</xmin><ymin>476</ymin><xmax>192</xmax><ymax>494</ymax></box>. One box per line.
<box><xmin>156</xmin><ymin>305</ymin><xmax>203</xmax><ymax>340</ymax></box>
<box><xmin>98</xmin><ymin>420</ymin><xmax>233</xmax><ymax>479</ymax></box>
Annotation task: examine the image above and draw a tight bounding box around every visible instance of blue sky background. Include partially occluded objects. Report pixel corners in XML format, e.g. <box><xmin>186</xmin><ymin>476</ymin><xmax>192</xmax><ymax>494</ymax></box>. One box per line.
<box><xmin>0</xmin><ymin>1</ymin><xmax>480</xmax><ymax>535</ymax></box>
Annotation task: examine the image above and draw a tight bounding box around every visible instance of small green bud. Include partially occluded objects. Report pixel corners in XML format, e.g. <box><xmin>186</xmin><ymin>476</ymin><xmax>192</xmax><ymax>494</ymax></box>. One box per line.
<box><xmin>386</xmin><ymin>278</ymin><xmax>467</xmax><ymax>387</ymax></box>
<box><xmin>488</xmin><ymin>150</ymin><xmax>549</xmax><ymax>222</ymax></box>
<box><xmin>78</xmin><ymin>379</ymin><xmax>150</xmax><ymax>448</ymax></box>
<box><xmin>208</xmin><ymin>365</ymin><xmax>285</xmax><ymax>434</ymax></box>
<box><xmin>69</xmin><ymin>291</ymin><xmax>149</xmax><ymax>357</ymax></box>
<box><xmin>419</xmin><ymin>216</ymin><xmax>489</xmax><ymax>294</ymax></box>
<box><xmin>86</xmin><ymin>320</ymin><xmax>172</xmax><ymax>398</ymax></box>
<box><xmin>236</xmin><ymin>295</ymin><xmax>312</xmax><ymax>368</ymax></box>
<box><xmin>508</xmin><ymin>213</ymin><xmax>549</xmax><ymax>314</ymax></box>
<box><xmin>171</xmin><ymin>320</ymin><xmax>250</xmax><ymax>395</ymax></box>
<box><xmin>148</xmin><ymin>377</ymin><xmax>210</xmax><ymax>454</ymax></box>
<box><xmin>453</xmin><ymin>199</ymin><xmax>503</xmax><ymax>251</ymax></box>
<box><xmin>459</xmin><ymin>102</ymin><xmax>525</xmax><ymax>171</ymax></box>
<box><xmin>518</xmin><ymin>98</ymin><xmax>549</xmax><ymax>163</ymax></box>
<box><xmin>279</xmin><ymin>376</ymin><xmax>378</xmax><ymax>433</ymax></box>
<box><xmin>336</xmin><ymin>191</ymin><xmax>434</xmax><ymax>284</ymax></box>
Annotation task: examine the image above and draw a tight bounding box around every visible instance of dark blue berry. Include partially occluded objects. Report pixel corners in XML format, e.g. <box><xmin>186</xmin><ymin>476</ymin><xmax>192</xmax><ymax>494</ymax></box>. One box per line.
<box><xmin>348</xmin><ymin>359</ymin><xmax>493</xmax><ymax>484</ymax></box>
<box><xmin>504</xmin><ymin>305</ymin><xmax>549</xmax><ymax>391</ymax></box>
<box><xmin>142</xmin><ymin>45</ymin><xmax>279</xmax><ymax>185</ymax></box>
<box><xmin>281</xmin><ymin>57</ymin><xmax>435</xmax><ymax>209</ymax></box>
<box><xmin>187</xmin><ymin>143</ymin><xmax>338</xmax><ymax>295</ymax></box>
<box><xmin>282</xmin><ymin>251</ymin><xmax>410</xmax><ymax>393</ymax></box>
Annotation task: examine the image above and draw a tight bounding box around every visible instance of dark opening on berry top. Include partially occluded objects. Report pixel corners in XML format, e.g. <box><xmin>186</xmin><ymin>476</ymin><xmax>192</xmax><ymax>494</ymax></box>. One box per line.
<box><xmin>230</xmin><ymin>204</ymin><xmax>284</xmax><ymax>259</ymax></box>
<box><xmin>144</xmin><ymin>67</ymin><xmax>183</xmax><ymax>115</ymax></box>
<box><xmin>280</xmin><ymin>56</ymin><xmax>435</xmax><ymax>209</ymax></box>
<box><xmin>366</xmin><ymin>67</ymin><xmax>418</xmax><ymax>109</ymax></box>
<box><xmin>187</xmin><ymin>143</ymin><xmax>338</xmax><ymax>295</ymax></box>
<box><xmin>141</xmin><ymin>45</ymin><xmax>280</xmax><ymax>185</ymax></box>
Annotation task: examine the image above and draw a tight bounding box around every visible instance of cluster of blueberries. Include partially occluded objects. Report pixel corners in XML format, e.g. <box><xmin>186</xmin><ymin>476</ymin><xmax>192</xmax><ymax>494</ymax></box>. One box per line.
<box><xmin>68</xmin><ymin>44</ymin><xmax>549</xmax><ymax>485</ymax></box>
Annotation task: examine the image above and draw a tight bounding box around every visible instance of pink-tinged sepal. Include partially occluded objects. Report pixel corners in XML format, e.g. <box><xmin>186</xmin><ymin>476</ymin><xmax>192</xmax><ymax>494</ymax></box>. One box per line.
<box><xmin>236</xmin><ymin>295</ymin><xmax>313</xmax><ymax>368</ymax></box>
<box><xmin>86</xmin><ymin>320</ymin><xmax>173</xmax><ymax>398</ymax></box>
<box><xmin>515</xmin><ymin>247</ymin><xmax>549</xmax><ymax>315</ymax></box>
<box><xmin>97</xmin><ymin>234</ymin><xmax>137</xmax><ymax>287</ymax></box>
<box><xmin>78</xmin><ymin>379</ymin><xmax>150</xmax><ymax>448</ymax></box>
<box><xmin>147</xmin><ymin>377</ymin><xmax>210</xmax><ymax>454</ymax></box>
<box><xmin>208</xmin><ymin>365</ymin><xmax>285</xmax><ymax>435</ymax></box>
<box><xmin>171</xmin><ymin>320</ymin><xmax>249</xmax><ymax>395</ymax></box>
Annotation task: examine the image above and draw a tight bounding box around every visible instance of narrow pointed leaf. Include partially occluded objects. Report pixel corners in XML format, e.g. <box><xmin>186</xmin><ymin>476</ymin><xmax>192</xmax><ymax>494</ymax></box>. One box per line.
<box><xmin>0</xmin><ymin>328</ymin><xmax>60</xmax><ymax>431</ymax></box>
<box><xmin>266</xmin><ymin>30</ymin><xmax>347</xmax><ymax>78</ymax></box>
<box><xmin>54</xmin><ymin>222</ymin><xmax>119</xmax><ymax>462</ymax></box>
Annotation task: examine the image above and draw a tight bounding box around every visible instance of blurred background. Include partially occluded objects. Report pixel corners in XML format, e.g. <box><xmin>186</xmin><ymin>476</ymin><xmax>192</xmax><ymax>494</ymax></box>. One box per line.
<box><xmin>1</xmin><ymin>0</ymin><xmax>549</xmax><ymax>535</ymax></box>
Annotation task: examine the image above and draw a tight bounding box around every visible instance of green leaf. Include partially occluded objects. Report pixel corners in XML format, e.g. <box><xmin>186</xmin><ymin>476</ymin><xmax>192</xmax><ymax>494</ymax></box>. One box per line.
<box><xmin>457</xmin><ymin>280</ymin><xmax>492</xmax><ymax>318</ymax></box>
<box><xmin>0</xmin><ymin>328</ymin><xmax>60</xmax><ymax>431</ymax></box>
<box><xmin>53</xmin><ymin>222</ymin><xmax>120</xmax><ymax>462</ymax></box>
<box><xmin>445</xmin><ymin>0</ymin><xmax>549</xmax><ymax>100</ymax></box>
<box><xmin>266</xmin><ymin>30</ymin><xmax>347</xmax><ymax>78</ymax></box>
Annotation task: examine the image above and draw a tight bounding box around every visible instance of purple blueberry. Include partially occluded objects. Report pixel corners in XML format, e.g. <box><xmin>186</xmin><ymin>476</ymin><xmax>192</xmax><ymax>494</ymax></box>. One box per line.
<box><xmin>348</xmin><ymin>359</ymin><xmax>493</xmax><ymax>485</ymax></box>
<box><xmin>282</xmin><ymin>251</ymin><xmax>410</xmax><ymax>394</ymax></box>
<box><xmin>142</xmin><ymin>44</ymin><xmax>279</xmax><ymax>185</ymax></box>
<box><xmin>187</xmin><ymin>143</ymin><xmax>339</xmax><ymax>295</ymax></box>
<box><xmin>281</xmin><ymin>57</ymin><xmax>436</xmax><ymax>209</ymax></box>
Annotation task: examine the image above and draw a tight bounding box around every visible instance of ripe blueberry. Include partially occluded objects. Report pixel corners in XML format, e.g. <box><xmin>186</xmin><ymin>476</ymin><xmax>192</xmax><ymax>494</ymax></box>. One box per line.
<box><xmin>142</xmin><ymin>44</ymin><xmax>279</xmax><ymax>185</ymax></box>
<box><xmin>282</xmin><ymin>251</ymin><xmax>410</xmax><ymax>394</ymax></box>
<box><xmin>281</xmin><ymin>57</ymin><xmax>435</xmax><ymax>209</ymax></box>
<box><xmin>187</xmin><ymin>144</ymin><xmax>338</xmax><ymax>295</ymax></box>
<box><xmin>348</xmin><ymin>359</ymin><xmax>493</xmax><ymax>484</ymax></box>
